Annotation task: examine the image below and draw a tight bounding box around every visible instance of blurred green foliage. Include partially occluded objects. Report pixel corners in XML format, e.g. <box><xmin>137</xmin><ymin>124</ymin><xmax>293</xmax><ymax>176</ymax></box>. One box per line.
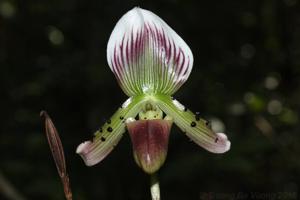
<box><xmin>0</xmin><ymin>0</ymin><xmax>299</xmax><ymax>199</ymax></box>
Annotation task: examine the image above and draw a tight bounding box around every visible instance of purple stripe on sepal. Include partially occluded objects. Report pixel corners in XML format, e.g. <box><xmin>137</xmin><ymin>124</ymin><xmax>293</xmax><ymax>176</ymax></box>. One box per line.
<box><xmin>107</xmin><ymin>7</ymin><xmax>194</xmax><ymax>96</ymax></box>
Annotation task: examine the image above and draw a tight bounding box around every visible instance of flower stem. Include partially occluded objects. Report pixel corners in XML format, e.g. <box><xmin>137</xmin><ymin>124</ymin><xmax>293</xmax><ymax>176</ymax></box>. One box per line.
<box><xmin>150</xmin><ymin>173</ymin><xmax>160</xmax><ymax>200</ymax></box>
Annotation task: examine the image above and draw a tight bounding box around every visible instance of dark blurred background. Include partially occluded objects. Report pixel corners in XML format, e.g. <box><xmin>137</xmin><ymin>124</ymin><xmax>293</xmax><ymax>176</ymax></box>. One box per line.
<box><xmin>1</xmin><ymin>0</ymin><xmax>300</xmax><ymax>199</ymax></box>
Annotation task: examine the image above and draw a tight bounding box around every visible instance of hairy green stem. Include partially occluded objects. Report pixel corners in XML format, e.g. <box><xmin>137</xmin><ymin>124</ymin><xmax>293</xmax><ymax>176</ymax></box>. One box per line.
<box><xmin>150</xmin><ymin>173</ymin><xmax>160</xmax><ymax>200</ymax></box>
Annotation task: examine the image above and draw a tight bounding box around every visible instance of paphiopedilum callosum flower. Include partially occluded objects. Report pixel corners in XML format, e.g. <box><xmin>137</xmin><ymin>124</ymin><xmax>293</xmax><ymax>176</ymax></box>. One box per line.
<box><xmin>76</xmin><ymin>7</ymin><xmax>231</xmax><ymax>174</ymax></box>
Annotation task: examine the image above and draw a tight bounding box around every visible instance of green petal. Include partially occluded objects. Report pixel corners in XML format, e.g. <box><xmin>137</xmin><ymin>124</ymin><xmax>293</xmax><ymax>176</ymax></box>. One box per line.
<box><xmin>154</xmin><ymin>94</ymin><xmax>231</xmax><ymax>153</ymax></box>
<box><xmin>76</xmin><ymin>95</ymin><xmax>146</xmax><ymax>166</ymax></box>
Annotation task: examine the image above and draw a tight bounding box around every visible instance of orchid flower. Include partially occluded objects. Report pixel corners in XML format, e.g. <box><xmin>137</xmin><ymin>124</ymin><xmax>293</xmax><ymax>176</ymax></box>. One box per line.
<box><xmin>76</xmin><ymin>7</ymin><xmax>231</xmax><ymax>175</ymax></box>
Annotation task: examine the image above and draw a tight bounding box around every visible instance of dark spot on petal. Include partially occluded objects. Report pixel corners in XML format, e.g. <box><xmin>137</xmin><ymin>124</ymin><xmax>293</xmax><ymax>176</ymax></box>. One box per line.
<box><xmin>206</xmin><ymin>121</ymin><xmax>211</xmax><ymax>127</ymax></box>
<box><xmin>191</xmin><ymin>121</ymin><xmax>196</xmax><ymax>127</ymax></box>
<box><xmin>99</xmin><ymin>128</ymin><xmax>103</xmax><ymax>133</ymax></box>
<box><xmin>107</xmin><ymin>127</ymin><xmax>113</xmax><ymax>132</ymax></box>
<box><xmin>195</xmin><ymin>112</ymin><xmax>200</xmax><ymax>121</ymax></box>
<box><xmin>120</xmin><ymin>116</ymin><xmax>124</xmax><ymax>120</ymax></box>
<box><xmin>107</xmin><ymin>119</ymin><xmax>111</xmax><ymax>124</ymax></box>
<box><xmin>184</xmin><ymin>107</ymin><xmax>188</xmax><ymax>112</ymax></box>
<box><xmin>144</xmin><ymin>117</ymin><xmax>147</xmax><ymax>120</ymax></box>
<box><xmin>101</xmin><ymin>137</ymin><xmax>106</xmax><ymax>142</ymax></box>
<box><xmin>215</xmin><ymin>137</ymin><xmax>219</xmax><ymax>143</ymax></box>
